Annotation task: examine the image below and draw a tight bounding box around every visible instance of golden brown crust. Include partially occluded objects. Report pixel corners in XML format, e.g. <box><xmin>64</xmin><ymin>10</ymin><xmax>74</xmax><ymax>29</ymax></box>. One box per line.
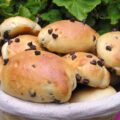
<box><xmin>63</xmin><ymin>52</ymin><xmax>110</xmax><ymax>88</ymax></box>
<box><xmin>1</xmin><ymin>50</ymin><xmax>76</xmax><ymax>103</ymax></box>
<box><xmin>97</xmin><ymin>31</ymin><xmax>120</xmax><ymax>75</ymax></box>
<box><xmin>0</xmin><ymin>16</ymin><xmax>41</xmax><ymax>39</ymax></box>
<box><xmin>0</xmin><ymin>57</ymin><xmax>3</xmax><ymax>82</ymax></box>
<box><xmin>69</xmin><ymin>86</ymin><xmax>116</xmax><ymax>103</ymax></box>
<box><xmin>38</xmin><ymin>20</ymin><xmax>99</xmax><ymax>53</ymax></box>
<box><xmin>2</xmin><ymin>35</ymin><xmax>43</xmax><ymax>59</ymax></box>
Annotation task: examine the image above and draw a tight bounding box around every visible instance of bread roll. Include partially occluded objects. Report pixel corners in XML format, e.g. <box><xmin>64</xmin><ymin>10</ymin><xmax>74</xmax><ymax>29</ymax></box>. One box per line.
<box><xmin>97</xmin><ymin>31</ymin><xmax>120</xmax><ymax>76</ymax></box>
<box><xmin>0</xmin><ymin>16</ymin><xmax>41</xmax><ymax>39</ymax></box>
<box><xmin>1</xmin><ymin>50</ymin><xmax>76</xmax><ymax>103</ymax></box>
<box><xmin>38</xmin><ymin>20</ymin><xmax>99</xmax><ymax>53</ymax></box>
<box><xmin>0</xmin><ymin>57</ymin><xmax>3</xmax><ymax>82</ymax></box>
<box><xmin>70</xmin><ymin>86</ymin><xmax>116</xmax><ymax>103</ymax></box>
<box><xmin>1</xmin><ymin>35</ymin><xmax>42</xmax><ymax>60</ymax></box>
<box><xmin>64</xmin><ymin>52</ymin><xmax>110</xmax><ymax>88</ymax></box>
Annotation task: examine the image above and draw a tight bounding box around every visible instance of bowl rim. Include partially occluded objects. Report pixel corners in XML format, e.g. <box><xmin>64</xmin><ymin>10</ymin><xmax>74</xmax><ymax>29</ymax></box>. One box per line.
<box><xmin>0</xmin><ymin>90</ymin><xmax>120</xmax><ymax>120</ymax></box>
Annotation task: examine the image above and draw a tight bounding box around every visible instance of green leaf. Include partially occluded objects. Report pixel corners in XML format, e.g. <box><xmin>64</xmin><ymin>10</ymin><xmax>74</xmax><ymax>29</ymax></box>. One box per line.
<box><xmin>53</xmin><ymin>0</ymin><xmax>101</xmax><ymax>21</ymax></box>
<box><xmin>107</xmin><ymin>2</ymin><xmax>120</xmax><ymax>24</ymax></box>
<box><xmin>0</xmin><ymin>3</ymin><xmax>9</xmax><ymax>8</ymax></box>
<box><xmin>0</xmin><ymin>0</ymin><xmax>16</xmax><ymax>17</ymax></box>
<box><xmin>18</xmin><ymin>5</ymin><xmax>32</xmax><ymax>18</ymax></box>
<box><xmin>60</xmin><ymin>7</ymin><xmax>75</xmax><ymax>19</ymax></box>
<box><xmin>25</xmin><ymin>0</ymin><xmax>48</xmax><ymax>15</ymax></box>
<box><xmin>0</xmin><ymin>0</ymin><xmax>11</xmax><ymax>8</ymax></box>
<box><xmin>101</xmin><ymin>0</ymin><xmax>112</xmax><ymax>4</ymax></box>
<box><xmin>40</xmin><ymin>9</ymin><xmax>62</xmax><ymax>23</ymax></box>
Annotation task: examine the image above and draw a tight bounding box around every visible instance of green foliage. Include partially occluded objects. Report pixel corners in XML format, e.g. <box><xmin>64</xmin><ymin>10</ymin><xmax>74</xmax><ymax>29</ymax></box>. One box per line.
<box><xmin>53</xmin><ymin>0</ymin><xmax>101</xmax><ymax>21</ymax></box>
<box><xmin>107</xmin><ymin>1</ymin><xmax>120</xmax><ymax>24</ymax></box>
<box><xmin>18</xmin><ymin>5</ymin><xmax>32</xmax><ymax>18</ymax></box>
<box><xmin>0</xmin><ymin>0</ymin><xmax>119</xmax><ymax>34</ymax></box>
<box><xmin>41</xmin><ymin>9</ymin><xmax>62</xmax><ymax>22</ymax></box>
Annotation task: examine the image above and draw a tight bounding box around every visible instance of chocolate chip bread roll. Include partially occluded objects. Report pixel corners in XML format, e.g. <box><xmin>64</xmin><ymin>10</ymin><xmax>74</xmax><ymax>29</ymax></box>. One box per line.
<box><xmin>64</xmin><ymin>52</ymin><xmax>110</xmax><ymax>88</ymax></box>
<box><xmin>0</xmin><ymin>57</ymin><xmax>3</xmax><ymax>82</ymax></box>
<box><xmin>1</xmin><ymin>35</ymin><xmax>43</xmax><ymax>61</ymax></box>
<box><xmin>0</xmin><ymin>16</ymin><xmax>41</xmax><ymax>39</ymax></box>
<box><xmin>70</xmin><ymin>86</ymin><xmax>116</xmax><ymax>103</ymax></box>
<box><xmin>38</xmin><ymin>20</ymin><xmax>99</xmax><ymax>54</ymax></box>
<box><xmin>97</xmin><ymin>31</ymin><xmax>120</xmax><ymax>76</ymax></box>
<box><xmin>1</xmin><ymin>50</ymin><xmax>76</xmax><ymax>103</ymax></box>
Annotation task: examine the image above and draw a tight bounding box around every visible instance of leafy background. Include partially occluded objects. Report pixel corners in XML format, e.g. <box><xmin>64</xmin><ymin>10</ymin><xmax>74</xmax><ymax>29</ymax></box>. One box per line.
<box><xmin>0</xmin><ymin>0</ymin><xmax>120</xmax><ymax>34</ymax></box>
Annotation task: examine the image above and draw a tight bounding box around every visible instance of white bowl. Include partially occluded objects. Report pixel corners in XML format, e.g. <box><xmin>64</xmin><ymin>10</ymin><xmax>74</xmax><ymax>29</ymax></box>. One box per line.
<box><xmin>0</xmin><ymin>90</ymin><xmax>120</xmax><ymax>120</ymax></box>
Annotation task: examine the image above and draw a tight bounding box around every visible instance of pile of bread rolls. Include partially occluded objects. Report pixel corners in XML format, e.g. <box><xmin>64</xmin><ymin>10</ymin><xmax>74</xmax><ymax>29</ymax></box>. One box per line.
<box><xmin>0</xmin><ymin>16</ymin><xmax>119</xmax><ymax>103</ymax></box>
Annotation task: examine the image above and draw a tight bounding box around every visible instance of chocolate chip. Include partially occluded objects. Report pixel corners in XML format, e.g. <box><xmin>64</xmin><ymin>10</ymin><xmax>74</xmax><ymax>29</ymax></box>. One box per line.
<box><xmin>70</xmin><ymin>52</ymin><xmax>77</xmax><ymax>60</ymax></box>
<box><xmin>30</xmin><ymin>45</ymin><xmax>36</xmax><ymax>50</ymax></box>
<box><xmin>90</xmin><ymin>60</ymin><xmax>97</xmax><ymax>65</ymax></box>
<box><xmin>3</xmin><ymin>31</ymin><xmax>9</xmax><ymax>39</ymax></box>
<box><xmin>100</xmin><ymin>58</ymin><xmax>104</xmax><ymax>62</ymax></box>
<box><xmin>71</xmin><ymin>54</ymin><xmax>77</xmax><ymax>60</ymax></box>
<box><xmin>8</xmin><ymin>40</ymin><xmax>13</xmax><ymax>45</ymax></box>
<box><xmin>41</xmin><ymin>38</ymin><xmax>44</xmax><ymax>41</ymax></box>
<box><xmin>27</xmin><ymin>42</ymin><xmax>36</xmax><ymax>50</ymax></box>
<box><xmin>48</xmin><ymin>29</ymin><xmax>53</xmax><ymax>34</ymax></box>
<box><xmin>32</xmin><ymin>64</ymin><xmax>36</xmax><ymax>68</ymax></box>
<box><xmin>27</xmin><ymin>42</ymin><xmax>32</xmax><ymax>46</ymax></box>
<box><xmin>15</xmin><ymin>38</ymin><xmax>20</xmax><ymax>42</ymax></box>
<box><xmin>83</xmin><ymin>79</ymin><xmax>89</xmax><ymax>85</ymax></box>
<box><xmin>86</xmin><ymin>54</ymin><xmax>92</xmax><ymax>58</ymax></box>
<box><xmin>49</xmin><ymin>92</ymin><xmax>53</xmax><ymax>96</ymax></box>
<box><xmin>106</xmin><ymin>46</ymin><xmax>112</xmax><ymax>51</ymax></box>
<box><xmin>4</xmin><ymin>39</ymin><xmax>9</xmax><ymax>43</ymax></box>
<box><xmin>29</xmin><ymin>90</ymin><xmax>36</xmax><ymax>97</ymax></box>
<box><xmin>70</xmin><ymin>18</ymin><xmax>75</xmax><ymax>22</ymax></box>
<box><xmin>115</xmin><ymin>36</ymin><xmax>118</xmax><ymax>39</ymax></box>
<box><xmin>93</xmin><ymin>35</ymin><xmax>96</xmax><ymax>42</ymax></box>
<box><xmin>41</xmin><ymin>98</ymin><xmax>45</xmax><ymax>101</ymax></box>
<box><xmin>48</xmin><ymin>81</ymin><xmax>51</xmax><ymax>84</ymax></box>
<box><xmin>52</xmin><ymin>33</ymin><xmax>58</xmax><ymax>39</ymax></box>
<box><xmin>53</xmin><ymin>99</ymin><xmax>60</xmax><ymax>103</ymax></box>
<box><xmin>4</xmin><ymin>59</ymin><xmax>9</xmax><ymax>65</ymax></box>
<box><xmin>75</xmin><ymin>74</ymin><xmax>81</xmax><ymax>82</ymax></box>
<box><xmin>97</xmin><ymin>60</ymin><xmax>104</xmax><ymax>67</ymax></box>
<box><xmin>30</xmin><ymin>92</ymin><xmax>36</xmax><ymax>97</ymax></box>
<box><xmin>34</xmin><ymin>50</ymin><xmax>41</xmax><ymax>55</ymax></box>
<box><xmin>21</xmin><ymin>93</ymin><xmax>23</xmax><ymax>95</ymax></box>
